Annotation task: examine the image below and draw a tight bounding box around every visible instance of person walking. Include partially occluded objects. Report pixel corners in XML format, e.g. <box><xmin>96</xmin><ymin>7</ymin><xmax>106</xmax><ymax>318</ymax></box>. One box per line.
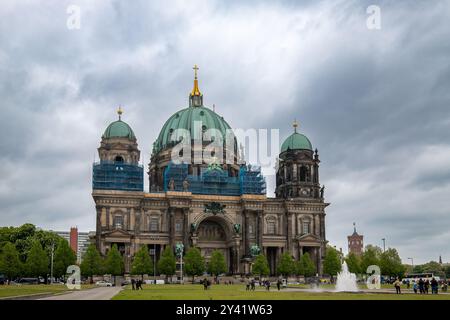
<box><xmin>245</xmin><ymin>278</ymin><xmax>250</xmax><ymax>291</ymax></box>
<box><xmin>250</xmin><ymin>279</ymin><xmax>255</xmax><ymax>291</ymax></box>
<box><xmin>131</xmin><ymin>278</ymin><xmax>136</xmax><ymax>290</ymax></box>
<box><xmin>394</xmin><ymin>278</ymin><xmax>402</xmax><ymax>294</ymax></box>
<box><xmin>276</xmin><ymin>279</ymin><xmax>281</xmax><ymax>291</ymax></box>
<box><xmin>203</xmin><ymin>278</ymin><xmax>208</xmax><ymax>290</ymax></box>
<box><xmin>412</xmin><ymin>280</ymin><xmax>418</xmax><ymax>294</ymax></box>
<box><xmin>431</xmin><ymin>278</ymin><xmax>438</xmax><ymax>294</ymax></box>
<box><xmin>418</xmin><ymin>278</ymin><xmax>424</xmax><ymax>294</ymax></box>
<box><xmin>424</xmin><ymin>279</ymin><xmax>429</xmax><ymax>294</ymax></box>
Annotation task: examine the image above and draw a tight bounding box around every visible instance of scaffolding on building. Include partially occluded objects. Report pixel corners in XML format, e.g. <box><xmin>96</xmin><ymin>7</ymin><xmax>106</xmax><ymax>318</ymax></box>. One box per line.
<box><xmin>163</xmin><ymin>162</ymin><xmax>266</xmax><ymax>195</ymax></box>
<box><xmin>92</xmin><ymin>161</ymin><xmax>144</xmax><ymax>191</ymax></box>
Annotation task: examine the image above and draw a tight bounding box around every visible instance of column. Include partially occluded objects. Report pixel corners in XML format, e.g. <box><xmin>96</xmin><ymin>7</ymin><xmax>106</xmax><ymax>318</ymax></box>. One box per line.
<box><xmin>244</xmin><ymin>210</ymin><xmax>249</xmax><ymax>256</ymax></box>
<box><xmin>183</xmin><ymin>208</ymin><xmax>189</xmax><ymax>249</ymax></box>
<box><xmin>106</xmin><ymin>207</ymin><xmax>110</xmax><ymax>230</ymax></box>
<box><xmin>127</xmin><ymin>208</ymin><xmax>131</xmax><ymax>231</ymax></box>
<box><xmin>235</xmin><ymin>246</ymin><xmax>240</xmax><ymax>274</ymax></box>
<box><xmin>320</xmin><ymin>214</ymin><xmax>326</xmax><ymax>240</ymax></box>
<box><xmin>96</xmin><ymin>206</ymin><xmax>102</xmax><ymax>250</ymax></box>
<box><xmin>286</xmin><ymin>212</ymin><xmax>292</xmax><ymax>253</ymax></box>
<box><xmin>257</xmin><ymin>211</ymin><xmax>263</xmax><ymax>247</ymax></box>
<box><xmin>169</xmin><ymin>208</ymin><xmax>175</xmax><ymax>248</ymax></box>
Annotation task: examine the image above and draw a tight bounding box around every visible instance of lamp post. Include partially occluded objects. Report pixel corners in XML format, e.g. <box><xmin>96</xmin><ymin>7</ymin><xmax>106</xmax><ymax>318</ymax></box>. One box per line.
<box><xmin>381</xmin><ymin>238</ymin><xmax>386</xmax><ymax>252</ymax></box>
<box><xmin>176</xmin><ymin>243</ymin><xmax>184</xmax><ymax>284</ymax></box>
<box><xmin>153</xmin><ymin>244</ymin><xmax>156</xmax><ymax>284</ymax></box>
<box><xmin>50</xmin><ymin>242</ymin><xmax>55</xmax><ymax>284</ymax></box>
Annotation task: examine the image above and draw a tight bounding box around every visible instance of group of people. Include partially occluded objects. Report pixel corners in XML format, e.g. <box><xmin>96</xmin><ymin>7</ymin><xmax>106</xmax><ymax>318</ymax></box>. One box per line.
<box><xmin>410</xmin><ymin>278</ymin><xmax>443</xmax><ymax>294</ymax></box>
<box><xmin>244</xmin><ymin>278</ymin><xmax>284</xmax><ymax>291</ymax></box>
<box><xmin>395</xmin><ymin>277</ymin><xmax>448</xmax><ymax>295</ymax></box>
<box><xmin>131</xmin><ymin>278</ymin><xmax>143</xmax><ymax>290</ymax></box>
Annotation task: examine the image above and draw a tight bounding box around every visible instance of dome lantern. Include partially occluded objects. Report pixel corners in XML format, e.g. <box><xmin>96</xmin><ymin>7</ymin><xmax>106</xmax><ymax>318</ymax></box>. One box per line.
<box><xmin>189</xmin><ymin>64</ymin><xmax>203</xmax><ymax>107</ymax></box>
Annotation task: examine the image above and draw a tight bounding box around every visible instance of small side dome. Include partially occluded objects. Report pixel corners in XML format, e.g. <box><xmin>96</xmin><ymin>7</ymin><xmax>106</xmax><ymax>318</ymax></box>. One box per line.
<box><xmin>102</xmin><ymin>106</ymin><xmax>136</xmax><ymax>139</ymax></box>
<box><xmin>280</xmin><ymin>119</ymin><xmax>312</xmax><ymax>152</ymax></box>
<box><xmin>103</xmin><ymin>120</ymin><xmax>135</xmax><ymax>139</ymax></box>
<box><xmin>281</xmin><ymin>132</ymin><xmax>312</xmax><ymax>152</ymax></box>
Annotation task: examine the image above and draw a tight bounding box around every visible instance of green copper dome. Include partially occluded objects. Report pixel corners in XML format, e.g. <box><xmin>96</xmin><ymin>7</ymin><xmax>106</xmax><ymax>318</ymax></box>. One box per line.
<box><xmin>103</xmin><ymin>120</ymin><xmax>136</xmax><ymax>139</ymax></box>
<box><xmin>154</xmin><ymin>106</ymin><xmax>232</xmax><ymax>153</ymax></box>
<box><xmin>281</xmin><ymin>132</ymin><xmax>313</xmax><ymax>152</ymax></box>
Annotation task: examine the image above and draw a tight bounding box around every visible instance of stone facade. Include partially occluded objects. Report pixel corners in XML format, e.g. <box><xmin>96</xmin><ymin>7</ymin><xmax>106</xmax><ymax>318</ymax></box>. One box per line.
<box><xmin>93</xmin><ymin>190</ymin><xmax>328</xmax><ymax>275</ymax></box>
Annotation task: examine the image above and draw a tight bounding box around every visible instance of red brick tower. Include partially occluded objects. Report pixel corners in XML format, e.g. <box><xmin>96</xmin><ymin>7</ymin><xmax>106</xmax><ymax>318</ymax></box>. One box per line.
<box><xmin>347</xmin><ymin>223</ymin><xmax>363</xmax><ymax>256</ymax></box>
<box><xmin>70</xmin><ymin>227</ymin><xmax>78</xmax><ymax>254</ymax></box>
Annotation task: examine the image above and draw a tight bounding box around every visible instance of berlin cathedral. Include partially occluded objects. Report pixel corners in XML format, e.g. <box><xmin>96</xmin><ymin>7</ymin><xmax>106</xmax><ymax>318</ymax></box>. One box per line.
<box><xmin>92</xmin><ymin>66</ymin><xmax>329</xmax><ymax>276</ymax></box>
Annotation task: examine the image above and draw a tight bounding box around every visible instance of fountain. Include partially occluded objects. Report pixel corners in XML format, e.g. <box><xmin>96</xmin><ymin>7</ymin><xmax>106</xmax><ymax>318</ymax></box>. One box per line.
<box><xmin>335</xmin><ymin>261</ymin><xmax>358</xmax><ymax>292</ymax></box>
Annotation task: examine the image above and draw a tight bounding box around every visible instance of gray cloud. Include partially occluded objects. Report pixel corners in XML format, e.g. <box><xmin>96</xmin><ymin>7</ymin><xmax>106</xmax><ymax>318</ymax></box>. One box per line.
<box><xmin>1</xmin><ymin>0</ymin><xmax>450</xmax><ymax>264</ymax></box>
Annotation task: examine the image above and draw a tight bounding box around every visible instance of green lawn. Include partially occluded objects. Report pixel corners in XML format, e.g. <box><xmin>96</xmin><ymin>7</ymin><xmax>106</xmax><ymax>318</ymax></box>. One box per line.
<box><xmin>0</xmin><ymin>284</ymin><xmax>94</xmax><ymax>298</ymax></box>
<box><xmin>112</xmin><ymin>284</ymin><xmax>450</xmax><ymax>300</ymax></box>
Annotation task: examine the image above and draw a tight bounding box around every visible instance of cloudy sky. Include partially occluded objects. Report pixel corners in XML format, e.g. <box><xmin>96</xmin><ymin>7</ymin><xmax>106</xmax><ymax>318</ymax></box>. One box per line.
<box><xmin>1</xmin><ymin>0</ymin><xmax>450</xmax><ymax>264</ymax></box>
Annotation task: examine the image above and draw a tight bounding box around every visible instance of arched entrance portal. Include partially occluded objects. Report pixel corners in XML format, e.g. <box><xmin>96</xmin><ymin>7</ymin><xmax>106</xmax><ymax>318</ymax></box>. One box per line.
<box><xmin>196</xmin><ymin>217</ymin><xmax>234</xmax><ymax>274</ymax></box>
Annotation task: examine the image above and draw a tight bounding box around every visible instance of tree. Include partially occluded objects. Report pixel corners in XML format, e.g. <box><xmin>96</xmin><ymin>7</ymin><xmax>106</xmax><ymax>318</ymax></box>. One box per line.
<box><xmin>345</xmin><ymin>252</ymin><xmax>361</xmax><ymax>275</ymax></box>
<box><xmin>158</xmin><ymin>246</ymin><xmax>176</xmax><ymax>281</ymax></box>
<box><xmin>379</xmin><ymin>248</ymin><xmax>405</xmax><ymax>277</ymax></box>
<box><xmin>53</xmin><ymin>239</ymin><xmax>77</xmax><ymax>280</ymax></box>
<box><xmin>360</xmin><ymin>245</ymin><xmax>381</xmax><ymax>274</ymax></box>
<box><xmin>413</xmin><ymin>265</ymin><xmax>424</xmax><ymax>274</ymax></box>
<box><xmin>25</xmin><ymin>240</ymin><xmax>48</xmax><ymax>278</ymax></box>
<box><xmin>0</xmin><ymin>242</ymin><xmax>22</xmax><ymax>281</ymax></box>
<box><xmin>105</xmin><ymin>244</ymin><xmax>124</xmax><ymax>284</ymax></box>
<box><xmin>252</xmin><ymin>254</ymin><xmax>270</xmax><ymax>278</ymax></box>
<box><xmin>184</xmin><ymin>247</ymin><xmax>205</xmax><ymax>283</ymax></box>
<box><xmin>207</xmin><ymin>250</ymin><xmax>227</xmax><ymax>281</ymax></box>
<box><xmin>444</xmin><ymin>265</ymin><xmax>450</xmax><ymax>278</ymax></box>
<box><xmin>277</xmin><ymin>253</ymin><xmax>295</xmax><ymax>279</ymax></box>
<box><xmin>131</xmin><ymin>245</ymin><xmax>153</xmax><ymax>280</ymax></box>
<box><xmin>323</xmin><ymin>247</ymin><xmax>341</xmax><ymax>281</ymax></box>
<box><xmin>421</xmin><ymin>261</ymin><xmax>444</xmax><ymax>276</ymax></box>
<box><xmin>296</xmin><ymin>253</ymin><xmax>316</xmax><ymax>277</ymax></box>
<box><xmin>0</xmin><ymin>224</ymin><xmax>64</xmax><ymax>266</ymax></box>
<box><xmin>80</xmin><ymin>244</ymin><xmax>103</xmax><ymax>283</ymax></box>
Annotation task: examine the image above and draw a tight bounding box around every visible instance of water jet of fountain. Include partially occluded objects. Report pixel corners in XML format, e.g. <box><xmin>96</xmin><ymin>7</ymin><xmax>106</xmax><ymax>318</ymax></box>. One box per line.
<box><xmin>335</xmin><ymin>261</ymin><xmax>358</xmax><ymax>292</ymax></box>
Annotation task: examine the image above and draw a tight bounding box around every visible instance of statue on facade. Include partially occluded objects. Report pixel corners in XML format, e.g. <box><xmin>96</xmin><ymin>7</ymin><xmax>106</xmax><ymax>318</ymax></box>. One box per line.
<box><xmin>233</xmin><ymin>224</ymin><xmax>241</xmax><ymax>234</ymax></box>
<box><xmin>320</xmin><ymin>185</ymin><xmax>325</xmax><ymax>198</ymax></box>
<box><xmin>250</xmin><ymin>244</ymin><xmax>261</xmax><ymax>257</ymax></box>
<box><xmin>175</xmin><ymin>242</ymin><xmax>184</xmax><ymax>258</ymax></box>
<box><xmin>182</xmin><ymin>179</ymin><xmax>189</xmax><ymax>192</ymax></box>
<box><xmin>168</xmin><ymin>178</ymin><xmax>175</xmax><ymax>191</ymax></box>
<box><xmin>190</xmin><ymin>222</ymin><xmax>197</xmax><ymax>233</ymax></box>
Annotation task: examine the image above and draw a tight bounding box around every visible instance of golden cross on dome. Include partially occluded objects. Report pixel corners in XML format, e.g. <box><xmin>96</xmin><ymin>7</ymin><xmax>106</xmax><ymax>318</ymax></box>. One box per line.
<box><xmin>193</xmin><ymin>64</ymin><xmax>199</xmax><ymax>79</ymax></box>
<box><xmin>117</xmin><ymin>106</ymin><xmax>123</xmax><ymax>120</ymax></box>
<box><xmin>292</xmin><ymin>119</ymin><xmax>299</xmax><ymax>133</ymax></box>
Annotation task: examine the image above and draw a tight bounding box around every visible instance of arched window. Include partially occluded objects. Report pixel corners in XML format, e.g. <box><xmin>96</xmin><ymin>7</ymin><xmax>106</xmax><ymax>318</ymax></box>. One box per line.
<box><xmin>299</xmin><ymin>166</ymin><xmax>308</xmax><ymax>182</ymax></box>
<box><xmin>302</xmin><ymin>221</ymin><xmax>310</xmax><ymax>234</ymax></box>
<box><xmin>149</xmin><ymin>217</ymin><xmax>159</xmax><ymax>232</ymax></box>
<box><xmin>267</xmin><ymin>221</ymin><xmax>276</xmax><ymax>234</ymax></box>
<box><xmin>115</xmin><ymin>155</ymin><xmax>124</xmax><ymax>163</ymax></box>
<box><xmin>113</xmin><ymin>215</ymin><xmax>123</xmax><ymax>229</ymax></box>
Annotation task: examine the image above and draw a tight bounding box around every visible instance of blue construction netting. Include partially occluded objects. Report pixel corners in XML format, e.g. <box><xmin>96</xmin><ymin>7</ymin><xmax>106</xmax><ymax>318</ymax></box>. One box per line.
<box><xmin>92</xmin><ymin>161</ymin><xmax>144</xmax><ymax>191</ymax></box>
<box><xmin>163</xmin><ymin>162</ymin><xmax>266</xmax><ymax>195</ymax></box>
